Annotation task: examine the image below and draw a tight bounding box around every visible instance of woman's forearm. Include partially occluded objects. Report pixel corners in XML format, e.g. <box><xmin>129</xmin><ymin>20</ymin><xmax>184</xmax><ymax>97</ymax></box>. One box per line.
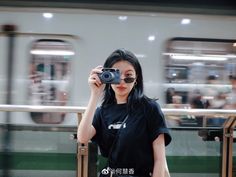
<box><xmin>77</xmin><ymin>93</ymin><xmax>99</xmax><ymax>143</ymax></box>
<box><xmin>152</xmin><ymin>134</ymin><xmax>166</xmax><ymax>177</ymax></box>
<box><xmin>152</xmin><ymin>159</ymin><xmax>165</xmax><ymax>177</ymax></box>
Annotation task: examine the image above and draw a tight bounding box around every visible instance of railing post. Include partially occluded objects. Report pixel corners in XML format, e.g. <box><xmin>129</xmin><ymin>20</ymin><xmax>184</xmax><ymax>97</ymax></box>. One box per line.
<box><xmin>221</xmin><ymin>117</ymin><xmax>236</xmax><ymax>177</ymax></box>
<box><xmin>228</xmin><ymin>118</ymin><xmax>236</xmax><ymax>177</ymax></box>
<box><xmin>2</xmin><ymin>24</ymin><xmax>17</xmax><ymax>177</ymax></box>
<box><xmin>77</xmin><ymin>113</ymin><xmax>88</xmax><ymax>177</ymax></box>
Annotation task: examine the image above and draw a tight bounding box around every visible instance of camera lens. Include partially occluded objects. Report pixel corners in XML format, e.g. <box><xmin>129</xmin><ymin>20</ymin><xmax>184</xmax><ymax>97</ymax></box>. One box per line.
<box><xmin>103</xmin><ymin>73</ymin><xmax>111</xmax><ymax>79</ymax></box>
<box><xmin>101</xmin><ymin>71</ymin><xmax>114</xmax><ymax>82</ymax></box>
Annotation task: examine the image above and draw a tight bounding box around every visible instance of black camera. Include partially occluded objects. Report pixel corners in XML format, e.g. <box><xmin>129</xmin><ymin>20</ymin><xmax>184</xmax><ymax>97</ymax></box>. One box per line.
<box><xmin>98</xmin><ymin>68</ymin><xmax>121</xmax><ymax>84</ymax></box>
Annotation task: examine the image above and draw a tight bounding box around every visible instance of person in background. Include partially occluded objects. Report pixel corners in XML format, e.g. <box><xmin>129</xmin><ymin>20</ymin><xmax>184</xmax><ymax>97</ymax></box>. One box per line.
<box><xmin>190</xmin><ymin>89</ymin><xmax>204</xmax><ymax>126</ymax></box>
<box><xmin>224</xmin><ymin>75</ymin><xmax>236</xmax><ymax>109</ymax></box>
<box><xmin>203</xmin><ymin>75</ymin><xmax>226</xmax><ymax>126</ymax></box>
<box><xmin>77</xmin><ymin>49</ymin><xmax>171</xmax><ymax>177</ymax></box>
<box><xmin>204</xmin><ymin>75</ymin><xmax>219</xmax><ymax>109</ymax></box>
<box><xmin>165</xmin><ymin>88</ymin><xmax>175</xmax><ymax>104</ymax></box>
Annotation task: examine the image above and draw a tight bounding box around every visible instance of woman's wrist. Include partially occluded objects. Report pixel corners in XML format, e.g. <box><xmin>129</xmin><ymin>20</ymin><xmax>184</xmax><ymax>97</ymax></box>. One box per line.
<box><xmin>90</xmin><ymin>92</ymin><xmax>101</xmax><ymax>103</ymax></box>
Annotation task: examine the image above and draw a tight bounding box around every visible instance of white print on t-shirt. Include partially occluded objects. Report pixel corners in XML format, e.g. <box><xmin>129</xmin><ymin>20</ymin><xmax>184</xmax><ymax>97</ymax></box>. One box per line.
<box><xmin>108</xmin><ymin>122</ymin><xmax>126</xmax><ymax>129</ymax></box>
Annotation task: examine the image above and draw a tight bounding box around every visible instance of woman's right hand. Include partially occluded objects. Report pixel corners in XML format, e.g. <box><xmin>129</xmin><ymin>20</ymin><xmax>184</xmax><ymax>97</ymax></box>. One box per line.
<box><xmin>88</xmin><ymin>66</ymin><xmax>105</xmax><ymax>96</ymax></box>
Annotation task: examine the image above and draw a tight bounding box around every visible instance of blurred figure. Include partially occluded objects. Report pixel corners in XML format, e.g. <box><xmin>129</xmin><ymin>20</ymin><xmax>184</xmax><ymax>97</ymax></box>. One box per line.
<box><xmin>165</xmin><ymin>88</ymin><xmax>185</xmax><ymax>127</ymax></box>
<box><xmin>210</xmin><ymin>92</ymin><xmax>227</xmax><ymax>109</ymax></box>
<box><xmin>204</xmin><ymin>75</ymin><xmax>226</xmax><ymax>126</ymax></box>
<box><xmin>204</xmin><ymin>75</ymin><xmax>219</xmax><ymax>109</ymax></box>
<box><xmin>224</xmin><ymin>75</ymin><xmax>236</xmax><ymax>109</ymax></box>
<box><xmin>172</xmin><ymin>95</ymin><xmax>183</xmax><ymax>105</ymax></box>
<box><xmin>190</xmin><ymin>89</ymin><xmax>204</xmax><ymax>109</ymax></box>
<box><xmin>166</xmin><ymin>87</ymin><xmax>183</xmax><ymax>106</ymax></box>
<box><xmin>166</xmin><ymin>87</ymin><xmax>175</xmax><ymax>104</ymax></box>
<box><xmin>190</xmin><ymin>89</ymin><xmax>204</xmax><ymax>126</ymax></box>
<box><xmin>207</xmin><ymin>92</ymin><xmax>227</xmax><ymax>126</ymax></box>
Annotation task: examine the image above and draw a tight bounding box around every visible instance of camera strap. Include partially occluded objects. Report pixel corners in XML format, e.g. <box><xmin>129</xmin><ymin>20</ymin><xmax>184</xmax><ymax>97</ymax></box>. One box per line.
<box><xmin>107</xmin><ymin>114</ymin><xmax>129</xmax><ymax>171</ymax></box>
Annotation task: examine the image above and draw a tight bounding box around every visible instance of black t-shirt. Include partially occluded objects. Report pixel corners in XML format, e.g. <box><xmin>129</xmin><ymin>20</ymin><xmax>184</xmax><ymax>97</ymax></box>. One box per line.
<box><xmin>92</xmin><ymin>99</ymin><xmax>171</xmax><ymax>176</ymax></box>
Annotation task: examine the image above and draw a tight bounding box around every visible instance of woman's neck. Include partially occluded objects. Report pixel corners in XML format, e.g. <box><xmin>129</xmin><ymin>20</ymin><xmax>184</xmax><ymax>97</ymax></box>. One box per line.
<box><xmin>117</xmin><ymin>101</ymin><xmax>127</xmax><ymax>104</ymax></box>
<box><xmin>116</xmin><ymin>96</ymin><xmax>127</xmax><ymax>104</ymax></box>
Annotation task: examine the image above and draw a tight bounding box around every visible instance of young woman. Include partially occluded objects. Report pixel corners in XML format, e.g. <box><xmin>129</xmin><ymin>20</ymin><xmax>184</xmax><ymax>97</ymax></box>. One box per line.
<box><xmin>77</xmin><ymin>49</ymin><xmax>171</xmax><ymax>177</ymax></box>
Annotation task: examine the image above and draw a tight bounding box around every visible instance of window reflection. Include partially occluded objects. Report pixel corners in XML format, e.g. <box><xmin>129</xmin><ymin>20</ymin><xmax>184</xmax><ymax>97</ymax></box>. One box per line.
<box><xmin>164</xmin><ymin>38</ymin><xmax>236</xmax><ymax>127</ymax></box>
<box><xmin>28</xmin><ymin>39</ymin><xmax>73</xmax><ymax>124</ymax></box>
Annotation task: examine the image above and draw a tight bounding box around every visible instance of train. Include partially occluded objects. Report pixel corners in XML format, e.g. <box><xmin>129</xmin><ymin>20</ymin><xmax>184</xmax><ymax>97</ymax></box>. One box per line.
<box><xmin>0</xmin><ymin>5</ymin><xmax>236</xmax><ymax>177</ymax></box>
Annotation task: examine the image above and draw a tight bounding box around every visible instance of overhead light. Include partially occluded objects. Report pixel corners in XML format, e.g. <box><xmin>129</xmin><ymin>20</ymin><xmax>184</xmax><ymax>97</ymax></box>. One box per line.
<box><xmin>148</xmin><ymin>35</ymin><xmax>155</xmax><ymax>41</ymax></box>
<box><xmin>233</xmin><ymin>43</ymin><xmax>236</xmax><ymax>47</ymax></box>
<box><xmin>118</xmin><ymin>16</ymin><xmax>128</xmax><ymax>21</ymax></box>
<box><xmin>181</xmin><ymin>18</ymin><xmax>191</xmax><ymax>25</ymax></box>
<box><xmin>31</xmin><ymin>50</ymin><xmax>75</xmax><ymax>56</ymax></box>
<box><xmin>172</xmin><ymin>73</ymin><xmax>177</xmax><ymax>76</ymax></box>
<box><xmin>171</xmin><ymin>55</ymin><xmax>227</xmax><ymax>61</ymax></box>
<box><xmin>43</xmin><ymin>13</ymin><xmax>53</xmax><ymax>19</ymax></box>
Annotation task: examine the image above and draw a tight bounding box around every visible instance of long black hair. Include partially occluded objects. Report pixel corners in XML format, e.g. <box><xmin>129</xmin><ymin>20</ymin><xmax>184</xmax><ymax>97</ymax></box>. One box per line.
<box><xmin>101</xmin><ymin>49</ymin><xmax>151</xmax><ymax>112</ymax></box>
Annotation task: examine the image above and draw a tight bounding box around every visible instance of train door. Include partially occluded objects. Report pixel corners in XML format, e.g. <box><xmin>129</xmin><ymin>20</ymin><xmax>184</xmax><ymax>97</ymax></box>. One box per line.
<box><xmin>163</xmin><ymin>38</ymin><xmax>236</xmax><ymax>127</ymax></box>
<box><xmin>3</xmin><ymin>32</ymin><xmax>78</xmax><ymax>125</ymax></box>
<box><xmin>28</xmin><ymin>39</ymin><xmax>74</xmax><ymax>124</ymax></box>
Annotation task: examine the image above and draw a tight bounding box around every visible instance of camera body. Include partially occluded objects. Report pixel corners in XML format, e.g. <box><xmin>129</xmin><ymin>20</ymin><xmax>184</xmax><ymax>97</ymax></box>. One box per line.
<box><xmin>98</xmin><ymin>68</ymin><xmax>121</xmax><ymax>84</ymax></box>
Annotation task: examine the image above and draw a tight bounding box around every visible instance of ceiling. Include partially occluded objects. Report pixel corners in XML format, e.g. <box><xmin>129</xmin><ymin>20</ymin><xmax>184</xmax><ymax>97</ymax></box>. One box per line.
<box><xmin>0</xmin><ymin>0</ymin><xmax>235</xmax><ymax>16</ymax></box>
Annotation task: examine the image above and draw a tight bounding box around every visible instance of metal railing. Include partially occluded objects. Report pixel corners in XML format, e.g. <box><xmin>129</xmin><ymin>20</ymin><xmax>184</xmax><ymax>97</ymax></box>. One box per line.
<box><xmin>0</xmin><ymin>104</ymin><xmax>236</xmax><ymax>115</ymax></box>
<box><xmin>0</xmin><ymin>104</ymin><xmax>236</xmax><ymax>177</ymax></box>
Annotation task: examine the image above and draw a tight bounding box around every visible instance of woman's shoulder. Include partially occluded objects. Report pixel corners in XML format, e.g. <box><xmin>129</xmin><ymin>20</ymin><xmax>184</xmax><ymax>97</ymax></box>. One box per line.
<box><xmin>141</xmin><ymin>96</ymin><xmax>159</xmax><ymax>107</ymax></box>
<box><xmin>139</xmin><ymin>96</ymin><xmax>161</xmax><ymax>112</ymax></box>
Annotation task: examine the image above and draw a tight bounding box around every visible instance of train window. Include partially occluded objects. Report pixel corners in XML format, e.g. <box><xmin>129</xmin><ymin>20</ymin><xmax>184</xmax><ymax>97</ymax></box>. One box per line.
<box><xmin>28</xmin><ymin>39</ymin><xmax>74</xmax><ymax>124</ymax></box>
<box><xmin>164</xmin><ymin>38</ymin><xmax>236</xmax><ymax>126</ymax></box>
<box><xmin>165</xmin><ymin>65</ymin><xmax>188</xmax><ymax>83</ymax></box>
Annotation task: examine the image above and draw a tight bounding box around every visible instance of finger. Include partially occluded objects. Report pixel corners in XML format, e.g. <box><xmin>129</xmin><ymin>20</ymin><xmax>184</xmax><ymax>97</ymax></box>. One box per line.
<box><xmin>90</xmin><ymin>66</ymin><xmax>103</xmax><ymax>75</ymax></box>
<box><xmin>94</xmin><ymin>81</ymin><xmax>101</xmax><ymax>87</ymax></box>
<box><xmin>89</xmin><ymin>73</ymin><xmax>102</xmax><ymax>84</ymax></box>
<box><xmin>90</xmin><ymin>79</ymin><xmax>102</xmax><ymax>88</ymax></box>
<box><xmin>95</xmin><ymin>65</ymin><xmax>103</xmax><ymax>69</ymax></box>
<box><xmin>90</xmin><ymin>69</ymin><xmax>102</xmax><ymax>75</ymax></box>
<box><xmin>89</xmin><ymin>75</ymin><xmax>103</xmax><ymax>86</ymax></box>
<box><xmin>93</xmin><ymin>74</ymin><xmax>102</xmax><ymax>84</ymax></box>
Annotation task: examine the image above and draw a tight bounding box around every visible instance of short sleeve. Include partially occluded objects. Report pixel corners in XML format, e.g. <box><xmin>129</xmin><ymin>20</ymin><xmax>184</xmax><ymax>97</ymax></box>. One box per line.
<box><xmin>147</xmin><ymin>101</ymin><xmax>172</xmax><ymax>146</ymax></box>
